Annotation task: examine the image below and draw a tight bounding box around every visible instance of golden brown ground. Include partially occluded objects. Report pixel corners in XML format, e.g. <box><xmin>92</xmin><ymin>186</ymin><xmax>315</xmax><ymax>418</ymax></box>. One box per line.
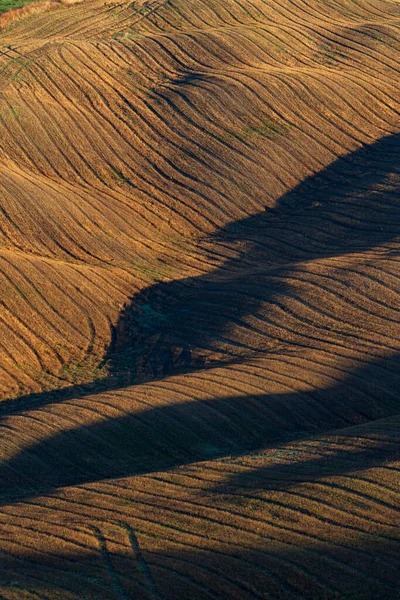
<box><xmin>0</xmin><ymin>0</ymin><xmax>399</xmax><ymax>597</ymax></box>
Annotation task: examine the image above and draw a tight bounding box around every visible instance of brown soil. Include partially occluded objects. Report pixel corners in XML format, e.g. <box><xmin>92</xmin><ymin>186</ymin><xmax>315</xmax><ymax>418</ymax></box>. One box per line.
<box><xmin>0</xmin><ymin>0</ymin><xmax>399</xmax><ymax>598</ymax></box>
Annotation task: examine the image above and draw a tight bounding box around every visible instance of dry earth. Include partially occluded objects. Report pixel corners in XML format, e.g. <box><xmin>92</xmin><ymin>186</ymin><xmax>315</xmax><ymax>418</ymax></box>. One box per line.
<box><xmin>0</xmin><ymin>0</ymin><xmax>400</xmax><ymax>598</ymax></box>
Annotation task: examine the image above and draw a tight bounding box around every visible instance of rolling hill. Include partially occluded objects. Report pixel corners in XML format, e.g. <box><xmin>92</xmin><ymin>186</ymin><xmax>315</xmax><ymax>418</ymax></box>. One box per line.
<box><xmin>0</xmin><ymin>0</ymin><xmax>399</xmax><ymax>598</ymax></box>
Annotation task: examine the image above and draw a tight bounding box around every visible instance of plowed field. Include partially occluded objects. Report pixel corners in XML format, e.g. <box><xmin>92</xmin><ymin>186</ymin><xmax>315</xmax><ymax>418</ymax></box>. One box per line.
<box><xmin>0</xmin><ymin>0</ymin><xmax>399</xmax><ymax>598</ymax></box>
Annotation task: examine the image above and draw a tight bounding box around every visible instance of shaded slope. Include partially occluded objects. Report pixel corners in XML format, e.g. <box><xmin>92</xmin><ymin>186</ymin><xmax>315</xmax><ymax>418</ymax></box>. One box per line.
<box><xmin>112</xmin><ymin>132</ymin><xmax>400</xmax><ymax>380</ymax></box>
<box><xmin>0</xmin><ymin>415</ymin><xmax>398</xmax><ymax>600</ymax></box>
<box><xmin>0</xmin><ymin>351</ymin><xmax>399</xmax><ymax>503</ymax></box>
<box><xmin>1</xmin><ymin>131</ymin><xmax>399</xmax><ymax>411</ymax></box>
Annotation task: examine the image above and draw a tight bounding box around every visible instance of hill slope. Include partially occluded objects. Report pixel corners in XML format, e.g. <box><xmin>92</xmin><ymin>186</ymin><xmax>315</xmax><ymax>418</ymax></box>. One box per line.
<box><xmin>0</xmin><ymin>0</ymin><xmax>399</xmax><ymax>598</ymax></box>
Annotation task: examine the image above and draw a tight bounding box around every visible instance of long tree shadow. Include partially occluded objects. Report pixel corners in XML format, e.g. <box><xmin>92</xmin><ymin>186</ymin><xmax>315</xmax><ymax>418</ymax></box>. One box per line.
<box><xmin>0</xmin><ymin>532</ymin><xmax>398</xmax><ymax>599</ymax></box>
<box><xmin>0</xmin><ymin>531</ymin><xmax>398</xmax><ymax>599</ymax></box>
<box><xmin>1</xmin><ymin>133</ymin><xmax>400</xmax><ymax>504</ymax></box>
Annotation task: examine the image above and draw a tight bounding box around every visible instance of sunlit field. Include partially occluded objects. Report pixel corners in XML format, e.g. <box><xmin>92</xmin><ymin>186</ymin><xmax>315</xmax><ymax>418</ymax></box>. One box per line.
<box><xmin>0</xmin><ymin>0</ymin><xmax>399</xmax><ymax>597</ymax></box>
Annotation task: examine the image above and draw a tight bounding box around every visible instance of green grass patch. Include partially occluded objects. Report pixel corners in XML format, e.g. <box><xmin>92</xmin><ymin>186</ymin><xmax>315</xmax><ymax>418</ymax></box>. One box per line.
<box><xmin>0</xmin><ymin>0</ymin><xmax>36</xmax><ymax>13</ymax></box>
<box><xmin>244</xmin><ymin>120</ymin><xmax>289</xmax><ymax>138</ymax></box>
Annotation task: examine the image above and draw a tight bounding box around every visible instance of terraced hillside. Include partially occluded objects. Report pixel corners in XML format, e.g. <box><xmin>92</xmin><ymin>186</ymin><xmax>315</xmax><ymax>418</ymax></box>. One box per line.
<box><xmin>0</xmin><ymin>0</ymin><xmax>400</xmax><ymax>598</ymax></box>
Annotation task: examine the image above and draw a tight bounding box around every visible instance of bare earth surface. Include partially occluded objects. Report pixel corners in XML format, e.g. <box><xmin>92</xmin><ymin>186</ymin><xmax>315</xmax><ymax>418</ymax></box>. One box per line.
<box><xmin>0</xmin><ymin>0</ymin><xmax>400</xmax><ymax>598</ymax></box>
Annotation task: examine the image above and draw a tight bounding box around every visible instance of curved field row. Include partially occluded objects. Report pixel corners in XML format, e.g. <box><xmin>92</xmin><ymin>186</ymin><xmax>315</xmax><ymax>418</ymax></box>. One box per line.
<box><xmin>0</xmin><ymin>0</ymin><xmax>399</xmax><ymax>598</ymax></box>
<box><xmin>0</xmin><ymin>250</ymin><xmax>138</xmax><ymax>397</ymax></box>
<box><xmin>0</xmin><ymin>411</ymin><xmax>398</xmax><ymax>599</ymax></box>
<box><xmin>0</xmin><ymin>2</ymin><xmax>399</xmax><ymax>393</ymax></box>
<box><xmin>3</xmin><ymin>0</ymin><xmax>400</xmax><ymax>42</ymax></box>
